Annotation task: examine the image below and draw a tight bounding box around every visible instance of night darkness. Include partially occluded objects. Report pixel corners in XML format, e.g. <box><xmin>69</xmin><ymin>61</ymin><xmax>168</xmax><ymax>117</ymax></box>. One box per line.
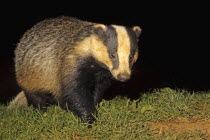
<box><xmin>0</xmin><ymin>4</ymin><xmax>209</xmax><ymax>104</ymax></box>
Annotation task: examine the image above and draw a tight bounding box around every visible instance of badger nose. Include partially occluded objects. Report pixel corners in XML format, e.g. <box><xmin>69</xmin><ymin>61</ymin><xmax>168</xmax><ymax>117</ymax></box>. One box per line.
<box><xmin>117</xmin><ymin>73</ymin><xmax>130</xmax><ymax>82</ymax></box>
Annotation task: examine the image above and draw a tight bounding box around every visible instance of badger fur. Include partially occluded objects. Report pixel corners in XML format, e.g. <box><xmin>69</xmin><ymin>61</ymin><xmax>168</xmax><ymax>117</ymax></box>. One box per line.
<box><xmin>10</xmin><ymin>16</ymin><xmax>141</xmax><ymax>123</ymax></box>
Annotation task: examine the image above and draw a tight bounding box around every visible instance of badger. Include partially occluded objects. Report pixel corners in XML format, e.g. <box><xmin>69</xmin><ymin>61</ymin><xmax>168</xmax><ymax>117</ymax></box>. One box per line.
<box><xmin>10</xmin><ymin>16</ymin><xmax>141</xmax><ymax>123</ymax></box>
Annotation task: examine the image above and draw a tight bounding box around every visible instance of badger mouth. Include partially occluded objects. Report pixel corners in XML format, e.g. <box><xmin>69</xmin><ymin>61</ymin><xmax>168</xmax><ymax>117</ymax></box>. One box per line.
<box><xmin>110</xmin><ymin>70</ymin><xmax>131</xmax><ymax>82</ymax></box>
<box><xmin>116</xmin><ymin>73</ymin><xmax>131</xmax><ymax>82</ymax></box>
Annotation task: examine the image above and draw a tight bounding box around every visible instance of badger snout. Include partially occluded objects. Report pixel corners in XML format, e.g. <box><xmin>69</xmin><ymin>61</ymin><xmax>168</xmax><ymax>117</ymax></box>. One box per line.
<box><xmin>117</xmin><ymin>73</ymin><xmax>130</xmax><ymax>82</ymax></box>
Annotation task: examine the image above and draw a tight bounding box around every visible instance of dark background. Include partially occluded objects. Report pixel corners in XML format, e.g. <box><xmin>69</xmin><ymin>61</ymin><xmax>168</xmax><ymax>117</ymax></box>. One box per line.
<box><xmin>0</xmin><ymin>3</ymin><xmax>209</xmax><ymax>104</ymax></box>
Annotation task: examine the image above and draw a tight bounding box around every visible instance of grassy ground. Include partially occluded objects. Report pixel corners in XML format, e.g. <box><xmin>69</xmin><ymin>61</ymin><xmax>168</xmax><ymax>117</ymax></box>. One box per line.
<box><xmin>0</xmin><ymin>88</ymin><xmax>210</xmax><ymax>140</ymax></box>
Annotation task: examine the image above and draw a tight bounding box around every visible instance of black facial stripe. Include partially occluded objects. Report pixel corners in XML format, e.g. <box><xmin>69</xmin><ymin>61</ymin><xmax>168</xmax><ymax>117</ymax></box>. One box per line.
<box><xmin>125</xmin><ymin>27</ymin><xmax>139</xmax><ymax>67</ymax></box>
<box><xmin>102</xmin><ymin>26</ymin><xmax>119</xmax><ymax>70</ymax></box>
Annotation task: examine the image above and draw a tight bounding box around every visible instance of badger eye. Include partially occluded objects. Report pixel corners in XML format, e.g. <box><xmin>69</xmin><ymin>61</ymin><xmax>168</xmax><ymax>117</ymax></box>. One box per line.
<box><xmin>110</xmin><ymin>53</ymin><xmax>117</xmax><ymax>60</ymax></box>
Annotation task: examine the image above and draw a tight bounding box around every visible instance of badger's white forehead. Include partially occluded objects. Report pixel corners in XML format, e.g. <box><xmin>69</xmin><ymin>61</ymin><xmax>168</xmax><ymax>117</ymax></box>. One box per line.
<box><xmin>111</xmin><ymin>25</ymin><xmax>131</xmax><ymax>74</ymax></box>
<box><xmin>111</xmin><ymin>25</ymin><xmax>130</xmax><ymax>52</ymax></box>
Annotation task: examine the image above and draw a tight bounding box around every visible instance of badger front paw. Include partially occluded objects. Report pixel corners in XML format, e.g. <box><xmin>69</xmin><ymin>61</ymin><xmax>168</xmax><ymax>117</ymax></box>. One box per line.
<box><xmin>82</xmin><ymin>112</ymin><xmax>96</xmax><ymax>123</ymax></box>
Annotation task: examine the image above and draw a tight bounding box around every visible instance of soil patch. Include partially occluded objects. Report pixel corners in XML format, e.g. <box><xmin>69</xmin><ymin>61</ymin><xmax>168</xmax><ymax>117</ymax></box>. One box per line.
<box><xmin>151</xmin><ymin>116</ymin><xmax>210</xmax><ymax>138</ymax></box>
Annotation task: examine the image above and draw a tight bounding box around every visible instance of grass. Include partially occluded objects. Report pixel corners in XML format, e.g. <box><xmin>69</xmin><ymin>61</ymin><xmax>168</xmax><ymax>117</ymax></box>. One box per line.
<box><xmin>0</xmin><ymin>88</ymin><xmax>210</xmax><ymax>139</ymax></box>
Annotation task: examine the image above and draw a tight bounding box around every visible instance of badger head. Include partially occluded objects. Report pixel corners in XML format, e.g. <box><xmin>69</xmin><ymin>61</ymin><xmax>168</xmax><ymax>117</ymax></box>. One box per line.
<box><xmin>91</xmin><ymin>24</ymin><xmax>141</xmax><ymax>82</ymax></box>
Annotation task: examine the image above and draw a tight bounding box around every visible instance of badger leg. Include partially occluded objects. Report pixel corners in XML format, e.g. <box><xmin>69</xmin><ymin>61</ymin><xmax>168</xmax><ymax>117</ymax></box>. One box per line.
<box><xmin>24</xmin><ymin>91</ymin><xmax>57</xmax><ymax>110</ymax></box>
<box><xmin>60</xmin><ymin>60</ymin><xmax>97</xmax><ymax>124</ymax></box>
<box><xmin>94</xmin><ymin>75</ymin><xmax>111</xmax><ymax>104</ymax></box>
<box><xmin>59</xmin><ymin>81</ymin><xmax>96</xmax><ymax>124</ymax></box>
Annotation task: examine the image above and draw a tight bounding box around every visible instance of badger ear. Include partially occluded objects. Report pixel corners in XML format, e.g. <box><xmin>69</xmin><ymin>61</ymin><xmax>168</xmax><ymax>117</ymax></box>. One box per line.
<box><xmin>93</xmin><ymin>24</ymin><xmax>107</xmax><ymax>35</ymax></box>
<box><xmin>132</xmin><ymin>26</ymin><xmax>142</xmax><ymax>38</ymax></box>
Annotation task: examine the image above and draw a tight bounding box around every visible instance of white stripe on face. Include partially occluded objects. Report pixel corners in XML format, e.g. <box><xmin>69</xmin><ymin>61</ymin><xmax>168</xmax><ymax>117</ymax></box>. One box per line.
<box><xmin>111</xmin><ymin>25</ymin><xmax>131</xmax><ymax>77</ymax></box>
